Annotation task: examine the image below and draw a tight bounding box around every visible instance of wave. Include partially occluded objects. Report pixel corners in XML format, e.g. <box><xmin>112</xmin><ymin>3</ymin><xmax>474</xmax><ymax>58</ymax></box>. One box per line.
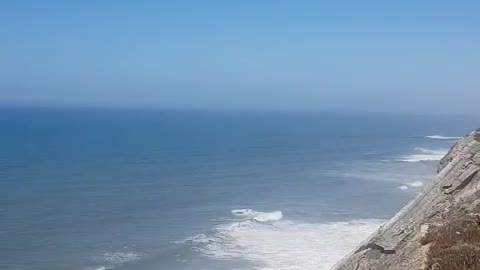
<box><xmin>414</xmin><ymin>147</ymin><xmax>447</xmax><ymax>154</ymax></box>
<box><xmin>397</xmin><ymin>147</ymin><xmax>448</xmax><ymax>162</ymax></box>
<box><xmin>407</xmin><ymin>181</ymin><xmax>423</xmax><ymax>187</ymax></box>
<box><xmin>104</xmin><ymin>252</ymin><xmax>140</xmax><ymax>264</ymax></box>
<box><xmin>426</xmin><ymin>135</ymin><xmax>461</xmax><ymax>140</ymax></box>
<box><xmin>231</xmin><ymin>209</ymin><xmax>283</xmax><ymax>222</ymax></box>
<box><xmin>397</xmin><ymin>182</ymin><xmax>423</xmax><ymax>190</ymax></box>
<box><xmin>93</xmin><ymin>252</ymin><xmax>141</xmax><ymax>270</ymax></box>
<box><xmin>178</xmin><ymin>209</ymin><xmax>383</xmax><ymax>270</ymax></box>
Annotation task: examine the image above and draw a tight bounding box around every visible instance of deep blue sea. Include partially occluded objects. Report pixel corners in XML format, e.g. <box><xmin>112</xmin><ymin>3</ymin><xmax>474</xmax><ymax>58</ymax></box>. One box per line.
<box><xmin>0</xmin><ymin>108</ymin><xmax>478</xmax><ymax>270</ymax></box>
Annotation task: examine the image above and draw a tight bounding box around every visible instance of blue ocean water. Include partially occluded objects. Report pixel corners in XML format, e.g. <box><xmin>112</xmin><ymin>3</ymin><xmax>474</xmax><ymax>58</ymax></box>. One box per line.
<box><xmin>0</xmin><ymin>108</ymin><xmax>477</xmax><ymax>270</ymax></box>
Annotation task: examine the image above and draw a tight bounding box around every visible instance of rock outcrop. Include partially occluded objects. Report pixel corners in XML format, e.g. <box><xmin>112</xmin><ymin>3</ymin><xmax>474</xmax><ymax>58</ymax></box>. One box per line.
<box><xmin>333</xmin><ymin>129</ymin><xmax>480</xmax><ymax>270</ymax></box>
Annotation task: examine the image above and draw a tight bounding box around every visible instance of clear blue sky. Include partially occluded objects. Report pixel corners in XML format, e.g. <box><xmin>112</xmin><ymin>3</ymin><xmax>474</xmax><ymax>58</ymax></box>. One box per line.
<box><xmin>1</xmin><ymin>1</ymin><xmax>479</xmax><ymax>114</ymax></box>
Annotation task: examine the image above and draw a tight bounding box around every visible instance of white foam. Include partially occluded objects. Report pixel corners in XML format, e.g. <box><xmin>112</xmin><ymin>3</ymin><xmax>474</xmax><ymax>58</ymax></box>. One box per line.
<box><xmin>181</xmin><ymin>209</ymin><xmax>383</xmax><ymax>270</ymax></box>
<box><xmin>104</xmin><ymin>252</ymin><xmax>140</xmax><ymax>264</ymax></box>
<box><xmin>91</xmin><ymin>266</ymin><xmax>109</xmax><ymax>270</ymax></box>
<box><xmin>231</xmin><ymin>209</ymin><xmax>283</xmax><ymax>222</ymax></box>
<box><xmin>397</xmin><ymin>182</ymin><xmax>422</xmax><ymax>190</ymax></box>
<box><xmin>397</xmin><ymin>147</ymin><xmax>448</xmax><ymax>162</ymax></box>
<box><xmin>426</xmin><ymin>135</ymin><xmax>460</xmax><ymax>140</ymax></box>
<box><xmin>91</xmin><ymin>253</ymin><xmax>134</xmax><ymax>270</ymax></box>
<box><xmin>407</xmin><ymin>181</ymin><xmax>423</xmax><ymax>187</ymax></box>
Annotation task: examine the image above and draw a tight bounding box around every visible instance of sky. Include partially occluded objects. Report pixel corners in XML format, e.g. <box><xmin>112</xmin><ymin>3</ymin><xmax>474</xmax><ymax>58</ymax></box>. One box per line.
<box><xmin>1</xmin><ymin>1</ymin><xmax>479</xmax><ymax>114</ymax></box>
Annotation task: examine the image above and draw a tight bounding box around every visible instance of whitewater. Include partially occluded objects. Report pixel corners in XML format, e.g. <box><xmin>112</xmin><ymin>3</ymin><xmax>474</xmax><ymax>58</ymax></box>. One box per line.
<box><xmin>180</xmin><ymin>209</ymin><xmax>384</xmax><ymax>270</ymax></box>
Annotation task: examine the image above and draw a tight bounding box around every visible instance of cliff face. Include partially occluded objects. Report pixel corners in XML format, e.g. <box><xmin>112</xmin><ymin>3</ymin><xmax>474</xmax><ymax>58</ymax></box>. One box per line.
<box><xmin>333</xmin><ymin>129</ymin><xmax>480</xmax><ymax>270</ymax></box>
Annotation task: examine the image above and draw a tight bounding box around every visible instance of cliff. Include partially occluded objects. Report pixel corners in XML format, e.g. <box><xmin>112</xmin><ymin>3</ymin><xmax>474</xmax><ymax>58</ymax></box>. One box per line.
<box><xmin>333</xmin><ymin>129</ymin><xmax>480</xmax><ymax>270</ymax></box>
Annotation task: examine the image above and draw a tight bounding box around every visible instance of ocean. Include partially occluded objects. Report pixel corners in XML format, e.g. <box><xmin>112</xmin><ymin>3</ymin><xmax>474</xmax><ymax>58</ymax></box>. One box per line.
<box><xmin>0</xmin><ymin>108</ymin><xmax>477</xmax><ymax>270</ymax></box>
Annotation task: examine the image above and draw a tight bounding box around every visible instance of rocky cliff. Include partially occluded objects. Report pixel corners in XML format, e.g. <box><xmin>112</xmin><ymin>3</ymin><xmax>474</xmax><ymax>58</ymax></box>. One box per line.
<box><xmin>333</xmin><ymin>129</ymin><xmax>480</xmax><ymax>270</ymax></box>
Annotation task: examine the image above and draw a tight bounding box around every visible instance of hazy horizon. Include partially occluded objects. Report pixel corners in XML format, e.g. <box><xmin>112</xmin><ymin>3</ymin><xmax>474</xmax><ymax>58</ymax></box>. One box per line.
<box><xmin>1</xmin><ymin>1</ymin><xmax>479</xmax><ymax>115</ymax></box>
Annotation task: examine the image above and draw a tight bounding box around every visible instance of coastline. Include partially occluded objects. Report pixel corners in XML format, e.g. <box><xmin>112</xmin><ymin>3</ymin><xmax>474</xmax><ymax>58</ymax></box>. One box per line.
<box><xmin>333</xmin><ymin>129</ymin><xmax>480</xmax><ymax>270</ymax></box>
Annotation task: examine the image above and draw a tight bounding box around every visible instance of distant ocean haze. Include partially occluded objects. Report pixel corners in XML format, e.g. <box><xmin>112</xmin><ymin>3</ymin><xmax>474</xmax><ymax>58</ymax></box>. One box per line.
<box><xmin>0</xmin><ymin>108</ymin><xmax>476</xmax><ymax>270</ymax></box>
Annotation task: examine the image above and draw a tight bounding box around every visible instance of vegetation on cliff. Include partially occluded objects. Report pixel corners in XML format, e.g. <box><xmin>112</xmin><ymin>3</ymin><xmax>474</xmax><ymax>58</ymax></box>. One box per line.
<box><xmin>421</xmin><ymin>191</ymin><xmax>480</xmax><ymax>270</ymax></box>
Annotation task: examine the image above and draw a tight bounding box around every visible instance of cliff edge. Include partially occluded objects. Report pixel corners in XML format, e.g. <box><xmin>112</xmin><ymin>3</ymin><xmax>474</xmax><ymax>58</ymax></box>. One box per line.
<box><xmin>333</xmin><ymin>129</ymin><xmax>480</xmax><ymax>270</ymax></box>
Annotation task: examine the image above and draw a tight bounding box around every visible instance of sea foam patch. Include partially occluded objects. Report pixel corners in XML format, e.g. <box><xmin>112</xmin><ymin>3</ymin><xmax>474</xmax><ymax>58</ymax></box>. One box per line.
<box><xmin>407</xmin><ymin>181</ymin><xmax>423</xmax><ymax>187</ymax></box>
<box><xmin>231</xmin><ymin>209</ymin><xmax>283</xmax><ymax>222</ymax></box>
<box><xmin>103</xmin><ymin>252</ymin><xmax>141</xmax><ymax>265</ymax></box>
<box><xmin>180</xmin><ymin>209</ymin><xmax>383</xmax><ymax>270</ymax></box>
<box><xmin>93</xmin><ymin>251</ymin><xmax>141</xmax><ymax>270</ymax></box>
<box><xmin>397</xmin><ymin>182</ymin><xmax>423</xmax><ymax>190</ymax></box>
<box><xmin>426</xmin><ymin>135</ymin><xmax>461</xmax><ymax>140</ymax></box>
<box><xmin>397</xmin><ymin>147</ymin><xmax>448</xmax><ymax>162</ymax></box>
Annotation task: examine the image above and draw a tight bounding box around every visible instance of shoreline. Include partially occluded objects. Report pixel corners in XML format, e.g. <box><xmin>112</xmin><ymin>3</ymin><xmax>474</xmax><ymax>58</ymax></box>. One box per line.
<box><xmin>333</xmin><ymin>129</ymin><xmax>480</xmax><ymax>270</ymax></box>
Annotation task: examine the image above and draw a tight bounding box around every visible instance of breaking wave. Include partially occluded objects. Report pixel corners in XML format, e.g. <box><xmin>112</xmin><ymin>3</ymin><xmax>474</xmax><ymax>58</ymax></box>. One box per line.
<box><xmin>231</xmin><ymin>209</ymin><xmax>283</xmax><ymax>222</ymax></box>
<box><xmin>397</xmin><ymin>181</ymin><xmax>423</xmax><ymax>190</ymax></box>
<box><xmin>92</xmin><ymin>252</ymin><xmax>141</xmax><ymax>270</ymax></box>
<box><xmin>426</xmin><ymin>135</ymin><xmax>460</xmax><ymax>140</ymax></box>
<box><xmin>407</xmin><ymin>181</ymin><xmax>423</xmax><ymax>187</ymax></box>
<box><xmin>178</xmin><ymin>209</ymin><xmax>383</xmax><ymax>270</ymax></box>
<box><xmin>397</xmin><ymin>147</ymin><xmax>448</xmax><ymax>162</ymax></box>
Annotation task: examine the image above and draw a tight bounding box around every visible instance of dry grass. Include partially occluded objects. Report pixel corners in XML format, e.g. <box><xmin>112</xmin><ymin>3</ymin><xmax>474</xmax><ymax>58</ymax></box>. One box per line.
<box><xmin>422</xmin><ymin>207</ymin><xmax>480</xmax><ymax>270</ymax></box>
<box><xmin>427</xmin><ymin>245</ymin><xmax>480</xmax><ymax>270</ymax></box>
